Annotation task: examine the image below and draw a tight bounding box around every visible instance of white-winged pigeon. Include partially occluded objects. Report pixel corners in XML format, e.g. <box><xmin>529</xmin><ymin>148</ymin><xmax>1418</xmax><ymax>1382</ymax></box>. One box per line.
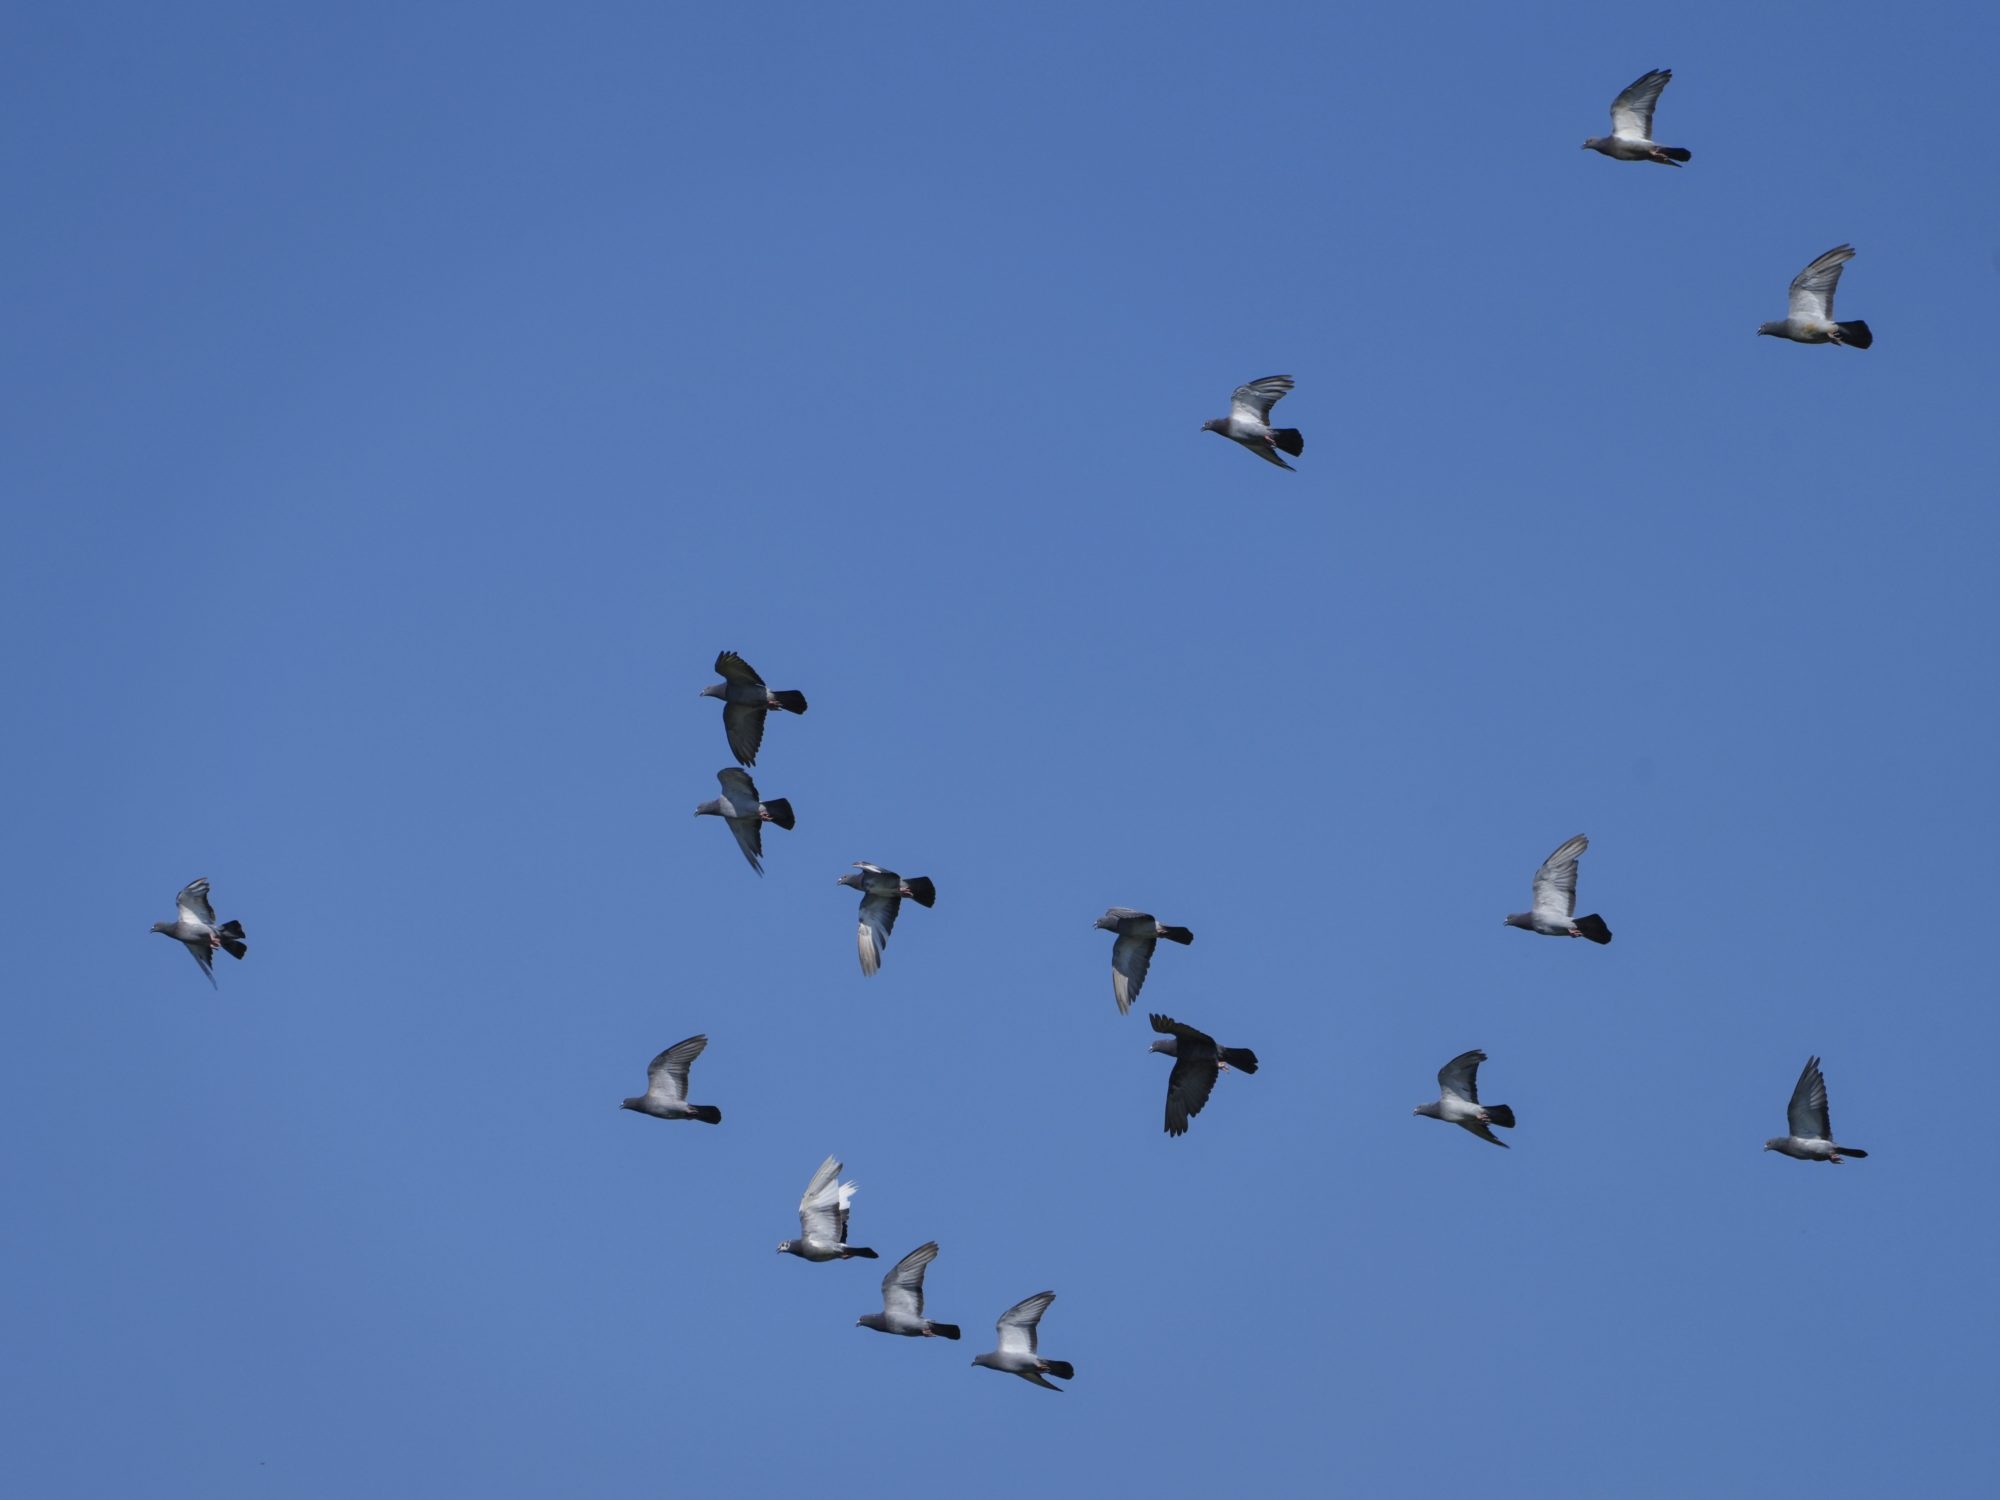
<box><xmin>150</xmin><ymin>877</ymin><xmax>246</xmax><ymax>988</ymax></box>
<box><xmin>620</xmin><ymin>1035</ymin><xmax>722</xmax><ymax>1124</ymax></box>
<box><xmin>1582</xmin><ymin>69</ymin><xmax>1691</xmax><ymax>166</ymax></box>
<box><xmin>1413</xmin><ymin>1049</ymin><xmax>1516</xmax><ymax>1148</ymax></box>
<box><xmin>971</xmin><ymin>1292</ymin><xmax>1073</xmax><ymax>1392</ymax></box>
<box><xmin>856</xmin><ymin>1242</ymin><xmax>960</xmax><ymax>1340</ymax></box>
<box><xmin>1758</xmin><ymin>245</ymin><xmax>1872</xmax><ymax>349</ymax></box>
<box><xmin>1504</xmin><ymin>834</ymin><xmax>1612</xmax><ymax>944</ymax></box>
<box><xmin>776</xmin><ymin>1155</ymin><xmax>877</xmax><ymax>1261</ymax></box>
<box><xmin>1201</xmin><ymin>375</ymin><xmax>1304</xmax><ymax>471</ymax></box>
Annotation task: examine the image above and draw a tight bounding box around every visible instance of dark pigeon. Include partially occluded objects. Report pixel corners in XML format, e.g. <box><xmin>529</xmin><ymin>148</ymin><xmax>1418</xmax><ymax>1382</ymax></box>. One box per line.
<box><xmin>1413</xmin><ymin>1049</ymin><xmax>1516</xmax><ymax>1148</ymax></box>
<box><xmin>1765</xmin><ymin>1056</ymin><xmax>1868</xmax><ymax>1163</ymax></box>
<box><xmin>1582</xmin><ymin>69</ymin><xmax>1691</xmax><ymax>166</ymax></box>
<box><xmin>150</xmin><ymin>877</ymin><xmax>247</xmax><ymax>988</ymax></box>
<box><xmin>620</xmin><ymin>1034</ymin><xmax>722</xmax><ymax>1124</ymax></box>
<box><xmin>699</xmin><ymin>651</ymin><xmax>808</xmax><ymax>767</ymax></box>
<box><xmin>1758</xmin><ymin>245</ymin><xmax>1872</xmax><ymax>349</ymax></box>
<box><xmin>1094</xmin><ymin>908</ymin><xmax>1194</xmax><ymax>1015</ymax></box>
<box><xmin>776</xmin><ymin>1155</ymin><xmax>877</xmax><ymax>1261</ymax></box>
<box><xmin>837</xmin><ymin>862</ymin><xmax>936</xmax><ymax>976</ymax></box>
<box><xmin>971</xmin><ymin>1292</ymin><xmax>1073</xmax><ymax>1392</ymax></box>
<box><xmin>1504</xmin><ymin>834</ymin><xmax>1612</xmax><ymax>944</ymax></box>
<box><xmin>695</xmin><ymin>768</ymin><xmax>794</xmax><ymax>875</ymax></box>
<box><xmin>1201</xmin><ymin>375</ymin><xmax>1304</xmax><ymax>471</ymax></box>
<box><xmin>857</xmin><ymin>1242</ymin><xmax>960</xmax><ymax>1340</ymax></box>
<box><xmin>1148</xmin><ymin>1013</ymin><xmax>1259</xmax><ymax>1137</ymax></box>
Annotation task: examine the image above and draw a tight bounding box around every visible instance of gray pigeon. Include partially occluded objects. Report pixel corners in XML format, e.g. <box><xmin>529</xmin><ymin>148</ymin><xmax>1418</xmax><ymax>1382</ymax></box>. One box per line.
<box><xmin>1094</xmin><ymin>908</ymin><xmax>1194</xmax><ymax>1015</ymax></box>
<box><xmin>1148</xmin><ymin>1013</ymin><xmax>1259</xmax><ymax>1137</ymax></box>
<box><xmin>699</xmin><ymin>651</ymin><xmax>808</xmax><ymax>767</ymax></box>
<box><xmin>150</xmin><ymin>877</ymin><xmax>247</xmax><ymax>988</ymax></box>
<box><xmin>1758</xmin><ymin>245</ymin><xmax>1872</xmax><ymax>349</ymax></box>
<box><xmin>856</xmin><ymin>1242</ymin><xmax>960</xmax><ymax>1340</ymax></box>
<box><xmin>695</xmin><ymin>768</ymin><xmax>795</xmax><ymax>875</ymax></box>
<box><xmin>1201</xmin><ymin>375</ymin><xmax>1304</xmax><ymax>471</ymax></box>
<box><xmin>1765</xmin><ymin>1056</ymin><xmax>1868</xmax><ymax>1164</ymax></box>
<box><xmin>776</xmin><ymin>1155</ymin><xmax>878</xmax><ymax>1261</ymax></box>
<box><xmin>1504</xmin><ymin>834</ymin><xmax>1612</xmax><ymax>944</ymax></box>
<box><xmin>836</xmin><ymin>862</ymin><xmax>936</xmax><ymax>977</ymax></box>
<box><xmin>620</xmin><ymin>1035</ymin><xmax>722</xmax><ymax>1124</ymax></box>
<box><xmin>971</xmin><ymin>1291</ymin><xmax>1073</xmax><ymax>1392</ymax></box>
<box><xmin>1582</xmin><ymin>69</ymin><xmax>1691</xmax><ymax>166</ymax></box>
<box><xmin>1413</xmin><ymin>1049</ymin><xmax>1516</xmax><ymax>1148</ymax></box>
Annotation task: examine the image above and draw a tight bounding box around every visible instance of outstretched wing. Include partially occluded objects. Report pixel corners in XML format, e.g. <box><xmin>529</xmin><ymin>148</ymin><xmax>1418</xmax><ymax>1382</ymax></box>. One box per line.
<box><xmin>797</xmin><ymin>1155</ymin><xmax>848</xmax><ymax>1240</ymax></box>
<box><xmin>722</xmin><ymin>702</ymin><xmax>767</xmax><ymax>767</ymax></box>
<box><xmin>645</xmin><ymin>1035</ymin><xmax>707</xmax><ymax>1105</ymax></box>
<box><xmin>182</xmin><ymin>938</ymin><xmax>219</xmax><ymax>988</ymax></box>
<box><xmin>176</xmin><ymin>878</ymin><xmax>218</xmax><ymax>927</ymax></box>
<box><xmin>1229</xmin><ymin>375</ymin><xmax>1294</xmax><ymax>424</ymax></box>
<box><xmin>857</xmin><ymin>891</ymin><xmax>901</xmax><ymax>976</ymax></box>
<box><xmin>1531</xmin><ymin>834</ymin><xmax>1588</xmax><ymax>923</ymax></box>
<box><xmin>1165</xmin><ymin>1054</ymin><xmax>1219</xmax><ymax>1136</ymax></box>
<box><xmin>882</xmin><ymin>1241</ymin><xmax>938</xmax><ymax>1320</ymax></box>
<box><xmin>1438</xmin><ymin>1048</ymin><xmax>1486</xmax><ymax>1104</ymax></box>
<box><xmin>996</xmin><ymin>1291</ymin><xmax>1055</xmax><ymax>1355</ymax></box>
<box><xmin>1787</xmin><ymin>1056</ymin><xmax>1831</xmax><ymax>1140</ymax></box>
<box><xmin>1609</xmin><ymin>69</ymin><xmax>1670</xmax><ymax>141</ymax></box>
<box><xmin>716</xmin><ymin>767</ymin><xmax>760</xmax><ymax>808</ymax></box>
<box><xmin>1110</xmin><ymin>933</ymin><xmax>1155</xmax><ymax>1015</ymax></box>
<box><xmin>714</xmin><ymin>651</ymin><xmax>765</xmax><ymax>687</ymax></box>
<box><xmin>1789</xmin><ymin>245</ymin><xmax>1854</xmax><ymax>324</ymax></box>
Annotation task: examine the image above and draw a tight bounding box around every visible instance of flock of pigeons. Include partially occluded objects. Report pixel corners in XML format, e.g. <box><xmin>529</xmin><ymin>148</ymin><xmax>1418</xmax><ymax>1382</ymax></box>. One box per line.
<box><xmin>146</xmin><ymin>66</ymin><xmax>1875</xmax><ymax>1394</ymax></box>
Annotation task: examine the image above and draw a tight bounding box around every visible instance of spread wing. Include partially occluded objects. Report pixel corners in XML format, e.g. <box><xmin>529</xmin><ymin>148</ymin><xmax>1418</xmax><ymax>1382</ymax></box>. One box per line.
<box><xmin>797</xmin><ymin>1155</ymin><xmax>848</xmax><ymax>1241</ymax></box>
<box><xmin>714</xmin><ymin>651</ymin><xmax>765</xmax><ymax>687</ymax></box>
<box><xmin>1165</xmin><ymin>1053</ymin><xmax>1219</xmax><ymax>1136</ymax></box>
<box><xmin>1609</xmin><ymin>69</ymin><xmax>1670</xmax><ymax>140</ymax></box>
<box><xmin>1786</xmin><ymin>1057</ymin><xmax>1831</xmax><ymax>1140</ymax></box>
<box><xmin>996</xmin><ymin>1291</ymin><xmax>1055</xmax><ymax>1355</ymax></box>
<box><xmin>1229</xmin><ymin>375</ymin><xmax>1293</xmax><ymax>424</ymax></box>
<box><xmin>182</xmin><ymin>938</ymin><xmax>219</xmax><ymax>988</ymax></box>
<box><xmin>176</xmin><ymin>878</ymin><xmax>218</xmax><ymax>927</ymax></box>
<box><xmin>728</xmin><ymin>814</ymin><xmax>766</xmax><ymax>874</ymax></box>
<box><xmin>1110</xmin><ymin>932</ymin><xmax>1155</xmax><ymax>1015</ymax></box>
<box><xmin>1531</xmin><ymin>834</ymin><xmax>1588</xmax><ymax>923</ymax></box>
<box><xmin>1789</xmin><ymin>245</ymin><xmax>1854</xmax><ymax>324</ymax></box>
<box><xmin>857</xmin><ymin>891</ymin><xmax>901</xmax><ymax>976</ymax></box>
<box><xmin>722</xmin><ymin>702</ymin><xmax>767</xmax><ymax>767</ymax></box>
<box><xmin>1438</xmin><ymin>1048</ymin><xmax>1486</xmax><ymax>1105</ymax></box>
<box><xmin>716</xmin><ymin>768</ymin><xmax>760</xmax><ymax>807</ymax></box>
<box><xmin>645</xmin><ymin>1035</ymin><xmax>707</xmax><ymax>1105</ymax></box>
<box><xmin>881</xmin><ymin>1241</ymin><xmax>938</xmax><ymax>1321</ymax></box>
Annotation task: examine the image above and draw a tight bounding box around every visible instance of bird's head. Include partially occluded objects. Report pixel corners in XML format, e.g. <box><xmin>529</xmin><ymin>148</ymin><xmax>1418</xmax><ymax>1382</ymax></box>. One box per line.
<box><xmin>1761</xmin><ymin>1139</ymin><xmax>1781</xmax><ymax>1153</ymax></box>
<box><xmin>619</xmin><ymin>1098</ymin><xmax>642</xmax><ymax>1112</ymax></box>
<box><xmin>1502</xmin><ymin>913</ymin><xmax>1530</xmax><ymax>931</ymax></box>
<box><xmin>1092</xmin><ymin>914</ymin><xmax>1115</xmax><ymax>932</ymax></box>
<box><xmin>836</xmin><ymin>872</ymin><xmax>863</xmax><ymax>892</ymax></box>
<box><xmin>1148</xmin><ymin>1038</ymin><xmax>1177</xmax><ymax>1058</ymax></box>
<box><xmin>150</xmin><ymin>921</ymin><xmax>173</xmax><ymax>936</ymax></box>
<box><xmin>775</xmin><ymin>1240</ymin><xmax>794</xmax><ymax>1254</ymax></box>
<box><xmin>1200</xmin><ymin>418</ymin><xmax>1225</xmax><ymax>436</ymax></box>
<box><xmin>698</xmin><ymin>683</ymin><xmax>725</xmax><ymax>700</ymax></box>
<box><xmin>1756</xmin><ymin>321</ymin><xmax>1783</xmax><ymax>339</ymax></box>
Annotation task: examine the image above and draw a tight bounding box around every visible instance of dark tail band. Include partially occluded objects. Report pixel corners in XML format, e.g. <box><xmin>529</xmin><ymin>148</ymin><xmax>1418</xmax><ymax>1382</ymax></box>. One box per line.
<box><xmin>1838</xmin><ymin>1147</ymin><xmax>1868</xmax><ymax>1159</ymax></box>
<box><xmin>763</xmin><ymin>798</ymin><xmax>796</xmax><ymax>830</ymax></box>
<box><xmin>218</xmin><ymin>920</ymin><xmax>248</xmax><ymax>960</ymax></box>
<box><xmin>688</xmin><ymin>1105</ymin><xmax>723</xmax><ymax>1124</ymax></box>
<box><xmin>1221</xmin><ymin>1047</ymin><xmax>1260</xmax><ymax>1075</ymax></box>
<box><xmin>904</xmin><ymin>876</ymin><xmax>937</xmax><ymax>908</ymax></box>
<box><xmin>842</xmin><ymin>1246</ymin><xmax>879</xmax><ymax>1259</ymax></box>
<box><xmin>1270</xmin><ymin>428</ymin><xmax>1304</xmax><ymax>457</ymax></box>
<box><xmin>1484</xmin><ymin>1104</ymin><xmax>1516</xmax><ymax>1129</ymax></box>
<box><xmin>1660</xmin><ymin>146</ymin><xmax>1691</xmax><ymax>162</ymax></box>
<box><xmin>928</xmin><ymin>1323</ymin><xmax>961</xmax><ymax>1340</ymax></box>
<box><xmin>1042</xmin><ymin>1360</ymin><xmax>1075</xmax><ymax>1380</ymax></box>
<box><xmin>1837</xmin><ymin>321</ymin><xmax>1873</xmax><ymax>350</ymax></box>
<box><xmin>1158</xmin><ymin>925</ymin><xmax>1194</xmax><ymax>945</ymax></box>
<box><xmin>772</xmin><ymin>690</ymin><xmax>809</xmax><ymax>714</ymax></box>
<box><xmin>1573</xmin><ymin>914</ymin><xmax>1613</xmax><ymax>944</ymax></box>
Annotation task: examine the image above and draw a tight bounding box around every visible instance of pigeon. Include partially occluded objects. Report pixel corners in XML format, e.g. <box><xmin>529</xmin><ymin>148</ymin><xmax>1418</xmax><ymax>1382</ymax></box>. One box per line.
<box><xmin>1765</xmin><ymin>1056</ymin><xmax>1869</xmax><ymax>1164</ymax></box>
<box><xmin>856</xmin><ymin>1242</ymin><xmax>960</xmax><ymax>1340</ymax></box>
<box><xmin>150</xmin><ymin>877</ymin><xmax>247</xmax><ymax>988</ymax></box>
<box><xmin>971</xmin><ymin>1292</ymin><xmax>1074</xmax><ymax>1392</ymax></box>
<box><xmin>699</xmin><ymin>651</ymin><xmax>808</xmax><ymax>767</ymax></box>
<box><xmin>776</xmin><ymin>1155</ymin><xmax>878</xmax><ymax>1261</ymax></box>
<box><xmin>836</xmin><ymin>862</ymin><xmax>936</xmax><ymax>977</ymax></box>
<box><xmin>1504</xmin><ymin>834</ymin><xmax>1612</xmax><ymax>944</ymax></box>
<box><xmin>619</xmin><ymin>1035</ymin><xmax>722</xmax><ymax>1124</ymax></box>
<box><xmin>1094</xmin><ymin>908</ymin><xmax>1193</xmax><ymax>1015</ymax></box>
<box><xmin>1201</xmin><ymin>375</ymin><xmax>1304</xmax><ymax>471</ymax></box>
<box><xmin>1582</xmin><ymin>69</ymin><xmax>1691</xmax><ymax>166</ymax></box>
<box><xmin>1148</xmin><ymin>1013</ymin><xmax>1259</xmax><ymax>1137</ymax></box>
<box><xmin>1413</xmin><ymin>1049</ymin><xmax>1516</xmax><ymax>1148</ymax></box>
<box><xmin>695</xmin><ymin>768</ymin><xmax>794</xmax><ymax>875</ymax></box>
<box><xmin>1758</xmin><ymin>245</ymin><xmax>1873</xmax><ymax>349</ymax></box>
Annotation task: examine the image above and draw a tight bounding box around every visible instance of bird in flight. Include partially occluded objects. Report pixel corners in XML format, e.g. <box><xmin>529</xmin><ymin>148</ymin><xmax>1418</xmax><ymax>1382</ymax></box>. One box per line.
<box><xmin>700</xmin><ymin>651</ymin><xmax>808</xmax><ymax>767</ymax></box>
<box><xmin>1764</xmin><ymin>1057</ymin><xmax>1868</xmax><ymax>1164</ymax></box>
<box><xmin>857</xmin><ymin>1242</ymin><xmax>960</xmax><ymax>1340</ymax></box>
<box><xmin>776</xmin><ymin>1155</ymin><xmax>878</xmax><ymax>1261</ymax></box>
<box><xmin>1758</xmin><ymin>245</ymin><xmax>1873</xmax><ymax>349</ymax></box>
<box><xmin>971</xmin><ymin>1291</ymin><xmax>1074</xmax><ymax>1392</ymax></box>
<box><xmin>695</xmin><ymin>768</ymin><xmax>795</xmax><ymax>875</ymax></box>
<box><xmin>1504</xmin><ymin>834</ymin><xmax>1612</xmax><ymax>944</ymax></box>
<box><xmin>150</xmin><ymin>878</ymin><xmax>247</xmax><ymax>988</ymax></box>
<box><xmin>619</xmin><ymin>1035</ymin><xmax>723</xmax><ymax>1124</ymax></box>
<box><xmin>1582</xmin><ymin>69</ymin><xmax>1691</xmax><ymax>167</ymax></box>
<box><xmin>1201</xmin><ymin>375</ymin><xmax>1305</xmax><ymax>471</ymax></box>
<box><xmin>1412</xmin><ymin>1049</ymin><xmax>1516</xmax><ymax>1148</ymax></box>
<box><xmin>837</xmin><ymin>863</ymin><xmax>936</xmax><ymax>976</ymax></box>
<box><xmin>1148</xmin><ymin>1013</ymin><xmax>1259</xmax><ymax>1137</ymax></box>
<box><xmin>1094</xmin><ymin>908</ymin><xmax>1193</xmax><ymax>1014</ymax></box>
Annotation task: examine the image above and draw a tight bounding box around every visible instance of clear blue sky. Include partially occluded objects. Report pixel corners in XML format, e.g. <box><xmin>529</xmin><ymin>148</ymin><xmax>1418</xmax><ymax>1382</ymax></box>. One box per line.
<box><xmin>6</xmin><ymin>2</ymin><xmax>1997</xmax><ymax>1494</ymax></box>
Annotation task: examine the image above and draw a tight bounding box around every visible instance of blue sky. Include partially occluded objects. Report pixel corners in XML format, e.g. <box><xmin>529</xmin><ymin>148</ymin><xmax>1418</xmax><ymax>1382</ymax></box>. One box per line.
<box><xmin>6</xmin><ymin>2</ymin><xmax>1998</xmax><ymax>1494</ymax></box>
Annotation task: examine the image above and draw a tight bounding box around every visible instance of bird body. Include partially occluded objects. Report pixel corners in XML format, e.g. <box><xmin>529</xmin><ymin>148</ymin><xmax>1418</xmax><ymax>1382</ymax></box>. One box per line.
<box><xmin>1764</xmin><ymin>1056</ymin><xmax>1867</xmax><ymax>1163</ymax></box>
<box><xmin>837</xmin><ymin>862</ymin><xmax>936</xmax><ymax>976</ymax></box>
<box><xmin>1095</xmin><ymin>908</ymin><xmax>1194</xmax><ymax>1014</ymax></box>
<box><xmin>1582</xmin><ymin>69</ymin><xmax>1691</xmax><ymax>166</ymax></box>
<box><xmin>1413</xmin><ymin>1049</ymin><xmax>1516</xmax><ymax>1148</ymax></box>
<box><xmin>150</xmin><ymin>878</ymin><xmax>247</xmax><ymax>988</ymax></box>
<box><xmin>695</xmin><ymin>767</ymin><xmax>795</xmax><ymax>875</ymax></box>
<box><xmin>1148</xmin><ymin>1013</ymin><xmax>1258</xmax><ymax>1136</ymax></box>
<box><xmin>857</xmin><ymin>1242</ymin><xmax>960</xmax><ymax>1339</ymax></box>
<box><xmin>1504</xmin><ymin>834</ymin><xmax>1612</xmax><ymax>943</ymax></box>
<box><xmin>700</xmin><ymin>651</ymin><xmax>808</xmax><ymax>766</ymax></box>
<box><xmin>777</xmin><ymin>1155</ymin><xmax>878</xmax><ymax>1260</ymax></box>
<box><xmin>1758</xmin><ymin>245</ymin><xmax>1872</xmax><ymax>348</ymax></box>
<box><xmin>971</xmin><ymin>1291</ymin><xmax>1073</xmax><ymax>1391</ymax></box>
<box><xmin>620</xmin><ymin>1035</ymin><xmax>722</xmax><ymax>1124</ymax></box>
<box><xmin>1201</xmin><ymin>375</ymin><xmax>1304</xmax><ymax>470</ymax></box>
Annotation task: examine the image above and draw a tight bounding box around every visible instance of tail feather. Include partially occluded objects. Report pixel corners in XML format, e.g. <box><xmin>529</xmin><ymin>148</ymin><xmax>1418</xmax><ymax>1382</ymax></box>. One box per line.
<box><xmin>218</xmin><ymin>921</ymin><xmax>248</xmax><ymax>960</ymax></box>
<box><xmin>904</xmin><ymin>876</ymin><xmax>937</xmax><ymax>908</ymax></box>
<box><xmin>1660</xmin><ymin>146</ymin><xmax>1691</xmax><ymax>162</ymax></box>
<box><xmin>1158</xmin><ymin>925</ymin><xmax>1194</xmax><ymax>945</ymax></box>
<box><xmin>688</xmin><ymin>1105</ymin><xmax>723</xmax><ymax>1124</ymax></box>
<box><xmin>1573</xmin><ymin>913</ymin><xmax>1613</xmax><ymax>945</ymax></box>
<box><xmin>772</xmin><ymin>689</ymin><xmax>808</xmax><ymax>714</ymax></box>
<box><xmin>1270</xmin><ymin>427</ymin><xmax>1304</xmax><ymax>457</ymax></box>
<box><xmin>842</xmin><ymin>1246</ymin><xmax>879</xmax><ymax>1260</ymax></box>
<box><xmin>928</xmin><ymin>1323</ymin><xmax>961</xmax><ymax>1340</ymax></box>
<box><xmin>762</xmin><ymin>798</ymin><xmax>796</xmax><ymax>830</ymax></box>
<box><xmin>1221</xmin><ymin>1047</ymin><xmax>1259</xmax><ymax>1075</ymax></box>
<box><xmin>1837</xmin><ymin>321</ymin><xmax>1873</xmax><ymax>350</ymax></box>
<box><xmin>1484</xmin><ymin>1104</ymin><xmax>1516</xmax><ymax>1129</ymax></box>
<box><xmin>1838</xmin><ymin>1147</ymin><xmax>1868</xmax><ymax>1159</ymax></box>
<box><xmin>1041</xmin><ymin>1360</ymin><xmax>1074</xmax><ymax>1380</ymax></box>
